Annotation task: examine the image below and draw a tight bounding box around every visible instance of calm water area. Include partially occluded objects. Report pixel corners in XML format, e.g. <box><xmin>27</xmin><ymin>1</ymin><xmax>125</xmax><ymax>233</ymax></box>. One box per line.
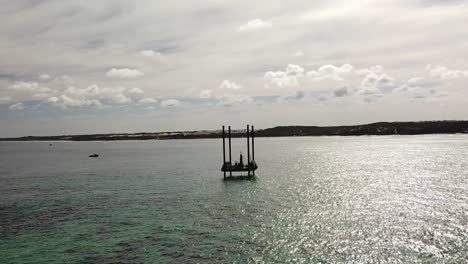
<box><xmin>1</xmin><ymin>135</ymin><xmax>468</xmax><ymax>263</ymax></box>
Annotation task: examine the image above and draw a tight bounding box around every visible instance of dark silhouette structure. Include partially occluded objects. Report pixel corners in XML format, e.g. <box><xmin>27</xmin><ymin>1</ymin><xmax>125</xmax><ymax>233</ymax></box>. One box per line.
<box><xmin>221</xmin><ymin>125</ymin><xmax>258</xmax><ymax>179</ymax></box>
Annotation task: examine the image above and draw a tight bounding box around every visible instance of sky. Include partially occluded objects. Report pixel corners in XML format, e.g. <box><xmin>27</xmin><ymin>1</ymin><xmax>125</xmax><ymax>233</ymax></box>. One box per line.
<box><xmin>1</xmin><ymin>0</ymin><xmax>468</xmax><ymax>137</ymax></box>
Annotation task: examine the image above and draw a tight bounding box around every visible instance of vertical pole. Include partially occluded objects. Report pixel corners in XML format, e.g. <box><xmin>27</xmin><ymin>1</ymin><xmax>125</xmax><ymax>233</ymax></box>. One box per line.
<box><xmin>247</xmin><ymin>124</ymin><xmax>250</xmax><ymax>177</ymax></box>
<box><xmin>252</xmin><ymin>125</ymin><xmax>255</xmax><ymax>161</ymax></box>
<box><xmin>252</xmin><ymin>125</ymin><xmax>255</xmax><ymax>176</ymax></box>
<box><xmin>222</xmin><ymin>126</ymin><xmax>226</xmax><ymax>163</ymax></box>
<box><xmin>228</xmin><ymin>126</ymin><xmax>232</xmax><ymax>177</ymax></box>
<box><xmin>222</xmin><ymin>125</ymin><xmax>226</xmax><ymax>179</ymax></box>
<box><xmin>247</xmin><ymin>125</ymin><xmax>250</xmax><ymax>163</ymax></box>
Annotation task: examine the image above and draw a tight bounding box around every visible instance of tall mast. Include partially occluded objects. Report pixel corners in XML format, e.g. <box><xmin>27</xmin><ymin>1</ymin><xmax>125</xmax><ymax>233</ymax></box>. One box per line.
<box><xmin>247</xmin><ymin>125</ymin><xmax>250</xmax><ymax>163</ymax></box>
<box><xmin>252</xmin><ymin>125</ymin><xmax>255</xmax><ymax>161</ymax></box>
<box><xmin>228</xmin><ymin>126</ymin><xmax>232</xmax><ymax>164</ymax></box>
<box><xmin>228</xmin><ymin>126</ymin><xmax>232</xmax><ymax>177</ymax></box>
<box><xmin>222</xmin><ymin>125</ymin><xmax>226</xmax><ymax>164</ymax></box>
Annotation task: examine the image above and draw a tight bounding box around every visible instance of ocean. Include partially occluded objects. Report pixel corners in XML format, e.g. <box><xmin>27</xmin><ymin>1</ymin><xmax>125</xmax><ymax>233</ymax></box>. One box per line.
<box><xmin>1</xmin><ymin>135</ymin><xmax>468</xmax><ymax>263</ymax></box>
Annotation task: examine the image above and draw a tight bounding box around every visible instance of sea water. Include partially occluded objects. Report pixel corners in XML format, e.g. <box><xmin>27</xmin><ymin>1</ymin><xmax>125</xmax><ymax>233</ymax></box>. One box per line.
<box><xmin>1</xmin><ymin>135</ymin><xmax>468</xmax><ymax>263</ymax></box>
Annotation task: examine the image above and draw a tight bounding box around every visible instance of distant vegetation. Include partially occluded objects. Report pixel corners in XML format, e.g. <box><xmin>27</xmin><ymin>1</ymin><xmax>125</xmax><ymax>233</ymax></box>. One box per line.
<box><xmin>1</xmin><ymin>120</ymin><xmax>468</xmax><ymax>141</ymax></box>
<box><xmin>256</xmin><ymin>121</ymin><xmax>468</xmax><ymax>137</ymax></box>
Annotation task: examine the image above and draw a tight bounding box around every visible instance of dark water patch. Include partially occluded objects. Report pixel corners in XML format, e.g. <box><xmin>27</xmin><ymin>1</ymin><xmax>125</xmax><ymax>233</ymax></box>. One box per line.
<box><xmin>0</xmin><ymin>203</ymin><xmax>82</xmax><ymax>239</ymax></box>
<box><xmin>82</xmin><ymin>254</ymin><xmax>144</xmax><ymax>264</ymax></box>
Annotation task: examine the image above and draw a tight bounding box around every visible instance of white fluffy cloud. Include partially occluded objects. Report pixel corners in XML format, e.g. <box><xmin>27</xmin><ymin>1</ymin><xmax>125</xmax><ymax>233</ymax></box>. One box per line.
<box><xmin>138</xmin><ymin>98</ymin><xmax>158</xmax><ymax>104</ymax></box>
<box><xmin>47</xmin><ymin>97</ymin><xmax>59</xmax><ymax>103</ymax></box>
<box><xmin>217</xmin><ymin>94</ymin><xmax>253</xmax><ymax>106</ymax></box>
<box><xmin>9</xmin><ymin>102</ymin><xmax>25</xmax><ymax>110</ymax></box>
<box><xmin>39</xmin><ymin>74</ymin><xmax>51</xmax><ymax>81</ymax></box>
<box><xmin>355</xmin><ymin>65</ymin><xmax>384</xmax><ymax>76</ymax></box>
<box><xmin>49</xmin><ymin>95</ymin><xmax>103</xmax><ymax>109</ymax></box>
<box><xmin>426</xmin><ymin>65</ymin><xmax>468</xmax><ymax>80</ymax></box>
<box><xmin>359</xmin><ymin>71</ymin><xmax>396</xmax><ymax>94</ymax></box>
<box><xmin>127</xmin><ymin>87</ymin><xmax>144</xmax><ymax>95</ymax></box>
<box><xmin>264</xmin><ymin>63</ymin><xmax>442</xmax><ymax>102</ymax></box>
<box><xmin>47</xmin><ymin>95</ymin><xmax>101</xmax><ymax>109</ymax></box>
<box><xmin>140</xmin><ymin>50</ymin><xmax>161</xmax><ymax>57</ymax></box>
<box><xmin>106</xmin><ymin>68</ymin><xmax>144</xmax><ymax>79</ymax></box>
<box><xmin>10</xmin><ymin>82</ymin><xmax>51</xmax><ymax>93</ymax></box>
<box><xmin>307</xmin><ymin>64</ymin><xmax>354</xmax><ymax>81</ymax></box>
<box><xmin>46</xmin><ymin>84</ymin><xmax>144</xmax><ymax>109</ymax></box>
<box><xmin>238</xmin><ymin>19</ymin><xmax>272</xmax><ymax>32</ymax></box>
<box><xmin>219</xmin><ymin>80</ymin><xmax>242</xmax><ymax>90</ymax></box>
<box><xmin>393</xmin><ymin>77</ymin><xmax>439</xmax><ymax>99</ymax></box>
<box><xmin>160</xmin><ymin>99</ymin><xmax>181</xmax><ymax>107</ymax></box>
<box><xmin>111</xmin><ymin>94</ymin><xmax>132</xmax><ymax>104</ymax></box>
<box><xmin>265</xmin><ymin>64</ymin><xmax>304</xmax><ymax>88</ymax></box>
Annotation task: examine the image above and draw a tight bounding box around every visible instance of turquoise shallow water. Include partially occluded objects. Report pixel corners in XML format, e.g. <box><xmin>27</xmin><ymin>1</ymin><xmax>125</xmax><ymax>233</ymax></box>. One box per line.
<box><xmin>1</xmin><ymin>135</ymin><xmax>468</xmax><ymax>263</ymax></box>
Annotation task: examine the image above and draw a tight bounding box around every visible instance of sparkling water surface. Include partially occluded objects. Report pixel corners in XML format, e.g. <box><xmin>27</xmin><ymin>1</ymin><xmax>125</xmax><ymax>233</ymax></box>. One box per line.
<box><xmin>1</xmin><ymin>136</ymin><xmax>468</xmax><ymax>263</ymax></box>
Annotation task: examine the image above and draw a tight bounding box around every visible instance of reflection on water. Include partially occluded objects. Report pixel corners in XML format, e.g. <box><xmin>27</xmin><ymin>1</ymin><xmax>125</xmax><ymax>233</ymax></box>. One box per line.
<box><xmin>1</xmin><ymin>135</ymin><xmax>468</xmax><ymax>263</ymax></box>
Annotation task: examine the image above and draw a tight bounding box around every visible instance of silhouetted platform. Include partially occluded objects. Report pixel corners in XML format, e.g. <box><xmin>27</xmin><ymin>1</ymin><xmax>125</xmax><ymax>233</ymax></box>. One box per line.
<box><xmin>221</xmin><ymin>125</ymin><xmax>258</xmax><ymax>179</ymax></box>
<box><xmin>221</xmin><ymin>161</ymin><xmax>258</xmax><ymax>172</ymax></box>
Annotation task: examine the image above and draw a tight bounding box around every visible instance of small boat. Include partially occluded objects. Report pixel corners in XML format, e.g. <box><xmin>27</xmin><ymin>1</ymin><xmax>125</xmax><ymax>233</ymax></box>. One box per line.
<box><xmin>89</xmin><ymin>154</ymin><xmax>99</xmax><ymax>158</ymax></box>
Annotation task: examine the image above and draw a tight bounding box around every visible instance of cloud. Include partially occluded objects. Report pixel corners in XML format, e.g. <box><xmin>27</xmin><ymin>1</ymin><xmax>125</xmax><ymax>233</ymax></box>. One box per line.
<box><xmin>54</xmin><ymin>75</ymin><xmax>74</xmax><ymax>85</ymax></box>
<box><xmin>217</xmin><ymin>94</ymin><xmax>253</xmax><ymax>106</ymax></box>
<box><xmin>360</xmin><ymin>72</ymin><xmax>396</xmax><ymax>94</ymax></box>
<box><xmin>106</xmin><ymin>68</ymin><xmax>144</xmax><ymax>79</ymax></box>
<box><xmin>39</xmin><ymin>74</ymin><xmax>51</xmax><ymax>81</ymax></box>
<box><xmin>357</xmin><ymin>66</ymin><xmax>397</xmax><ymax>94</ymax></box>
<box><xmin>355</xmin><ymin>65</ymin><xmax>384</xmax><ymax>76</ymax></box>
<box><xmin>9</xmin><ymin>102</ymin><xmax>25</xmax><ymax>110</ymax></box>
<box><xmin>307</xmin><ymin>64</ymin><xmax>354</xmax><ymax>81</ymax></box>
<box><xmin>160</xmin><ymin>99</ymin><xmax>181</xmax><ymax>107</ymax></box>
<box><xmin>426</xmin><ymin>64</ymin><xmax>468</xmax><ymax>79</ymax></box>
<box><xmin>199</xmin><ymin>89</ymin><xmax>213</xmax><ymax>99</ymax></box>
<box><xmin>138</xmin><ymin>97</ymin><xmax>158</xmax><ymax>104</ymax></box>
<box><xmin>333</xmin><ymin>86</ymin><xmax>349</xmax><ymax>97</ymax></box>
<box><xmin>219</xmin><ymin>80</ymin><xmax>242</xmax><ymax>90</ymax></box>
<box><xmin>10</xmin><ymin>81</ymin><xmax>51</xmax><ymax>93</ymax></box>
<box><xmin>404</xmin><ymin>77</ymin><xmax>439</xmax><ymax>88</ymax></box>
<box><xmin>1</xmin><ymin>0</ymin><xmax>468</xmax><ymax>136</ymax></box>
<box><xmin>127</xmin><ymin>87</ymin><xmax>144</xmax><ymax>95</ymax></box>
<box><xmin>279</xmin><ymin>90</ymin><xmax>306</xmax><ymax>102</ymax></box>
<box><xmin>285</xmin><ymin>64</ymin><xmax>305</xmax><ymax>75</ymax></box>
<box><xmin>0</xmin><ymin>96</ymin><xmax>12</xmax><ymax>103</ymax></box>
<box><xmin>262</xmin><ymin>63</ymin><xmax>444</xmax><ymax>103</ymax></box>
<box><xmin>64</xmin><ymin>85</ymin><xmax>101</xmax><ymax>97</ymax></box>
<box><xmin>111</xmin><ymin>94</ymin><xmax>132</xmax><ymax>104</ymax></box>
<box><xmin>47</xmin><ymin>97</ymin><xmax>59</xmax><ymax>103</ymax></box>
<box><xmin>265</xmin><ymin>64</ymin><xmax>304</xmax><ymax>88</ymax></box>
<box><xmin>45</xmin><ymin>84</ymin><xmax>143</xmax><ymax>109</ymax></box>
<box><xmin>48</xmin><ymin>95</ymin><xmax>103</xmax><ymax>109</ymax></box>
<box><xmin>292</xmin><ymin>50</ymin><xmax>304</xmax><ymax>57</ymax></box>
<box><xmin>294</xmin><ymin>90</ymin><xmax>305</xmax><ymax>100</ymax></box>
<box><xmin>238</xmin><ymin>19</ymin><xmax>272</xmax><ymax>32</ymax></box>
<box><xmin>140</xmin><ymin>50</ymin><xmax>161</xmax><ymax>57</ymax></box>
<box><xmin>393</xmin><ymin>76</ymin><xmax>439</xmax><ymax>99</ymax></box>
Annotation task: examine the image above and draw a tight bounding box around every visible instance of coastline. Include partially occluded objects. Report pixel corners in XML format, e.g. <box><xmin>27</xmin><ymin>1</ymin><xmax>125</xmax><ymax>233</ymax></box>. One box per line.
<box><xmin>1</xmin><ymin>120</ymin><xmax>467</xmax><ymax>141</ymax></box>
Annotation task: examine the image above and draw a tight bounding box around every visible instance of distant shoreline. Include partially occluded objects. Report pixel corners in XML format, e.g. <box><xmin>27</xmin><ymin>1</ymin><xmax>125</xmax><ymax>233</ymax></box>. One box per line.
<box><xmin>1</xmin><ymin>120</ymin><xmax>468</xmax><ymax>141</ymax></box>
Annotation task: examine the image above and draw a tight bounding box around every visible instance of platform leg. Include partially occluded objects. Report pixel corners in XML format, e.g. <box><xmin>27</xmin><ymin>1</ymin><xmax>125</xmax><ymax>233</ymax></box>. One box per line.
<box><xmin>224</xmin><ymin>171</ymin><xmax>226</xmax><ymax>179</ymax></box>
